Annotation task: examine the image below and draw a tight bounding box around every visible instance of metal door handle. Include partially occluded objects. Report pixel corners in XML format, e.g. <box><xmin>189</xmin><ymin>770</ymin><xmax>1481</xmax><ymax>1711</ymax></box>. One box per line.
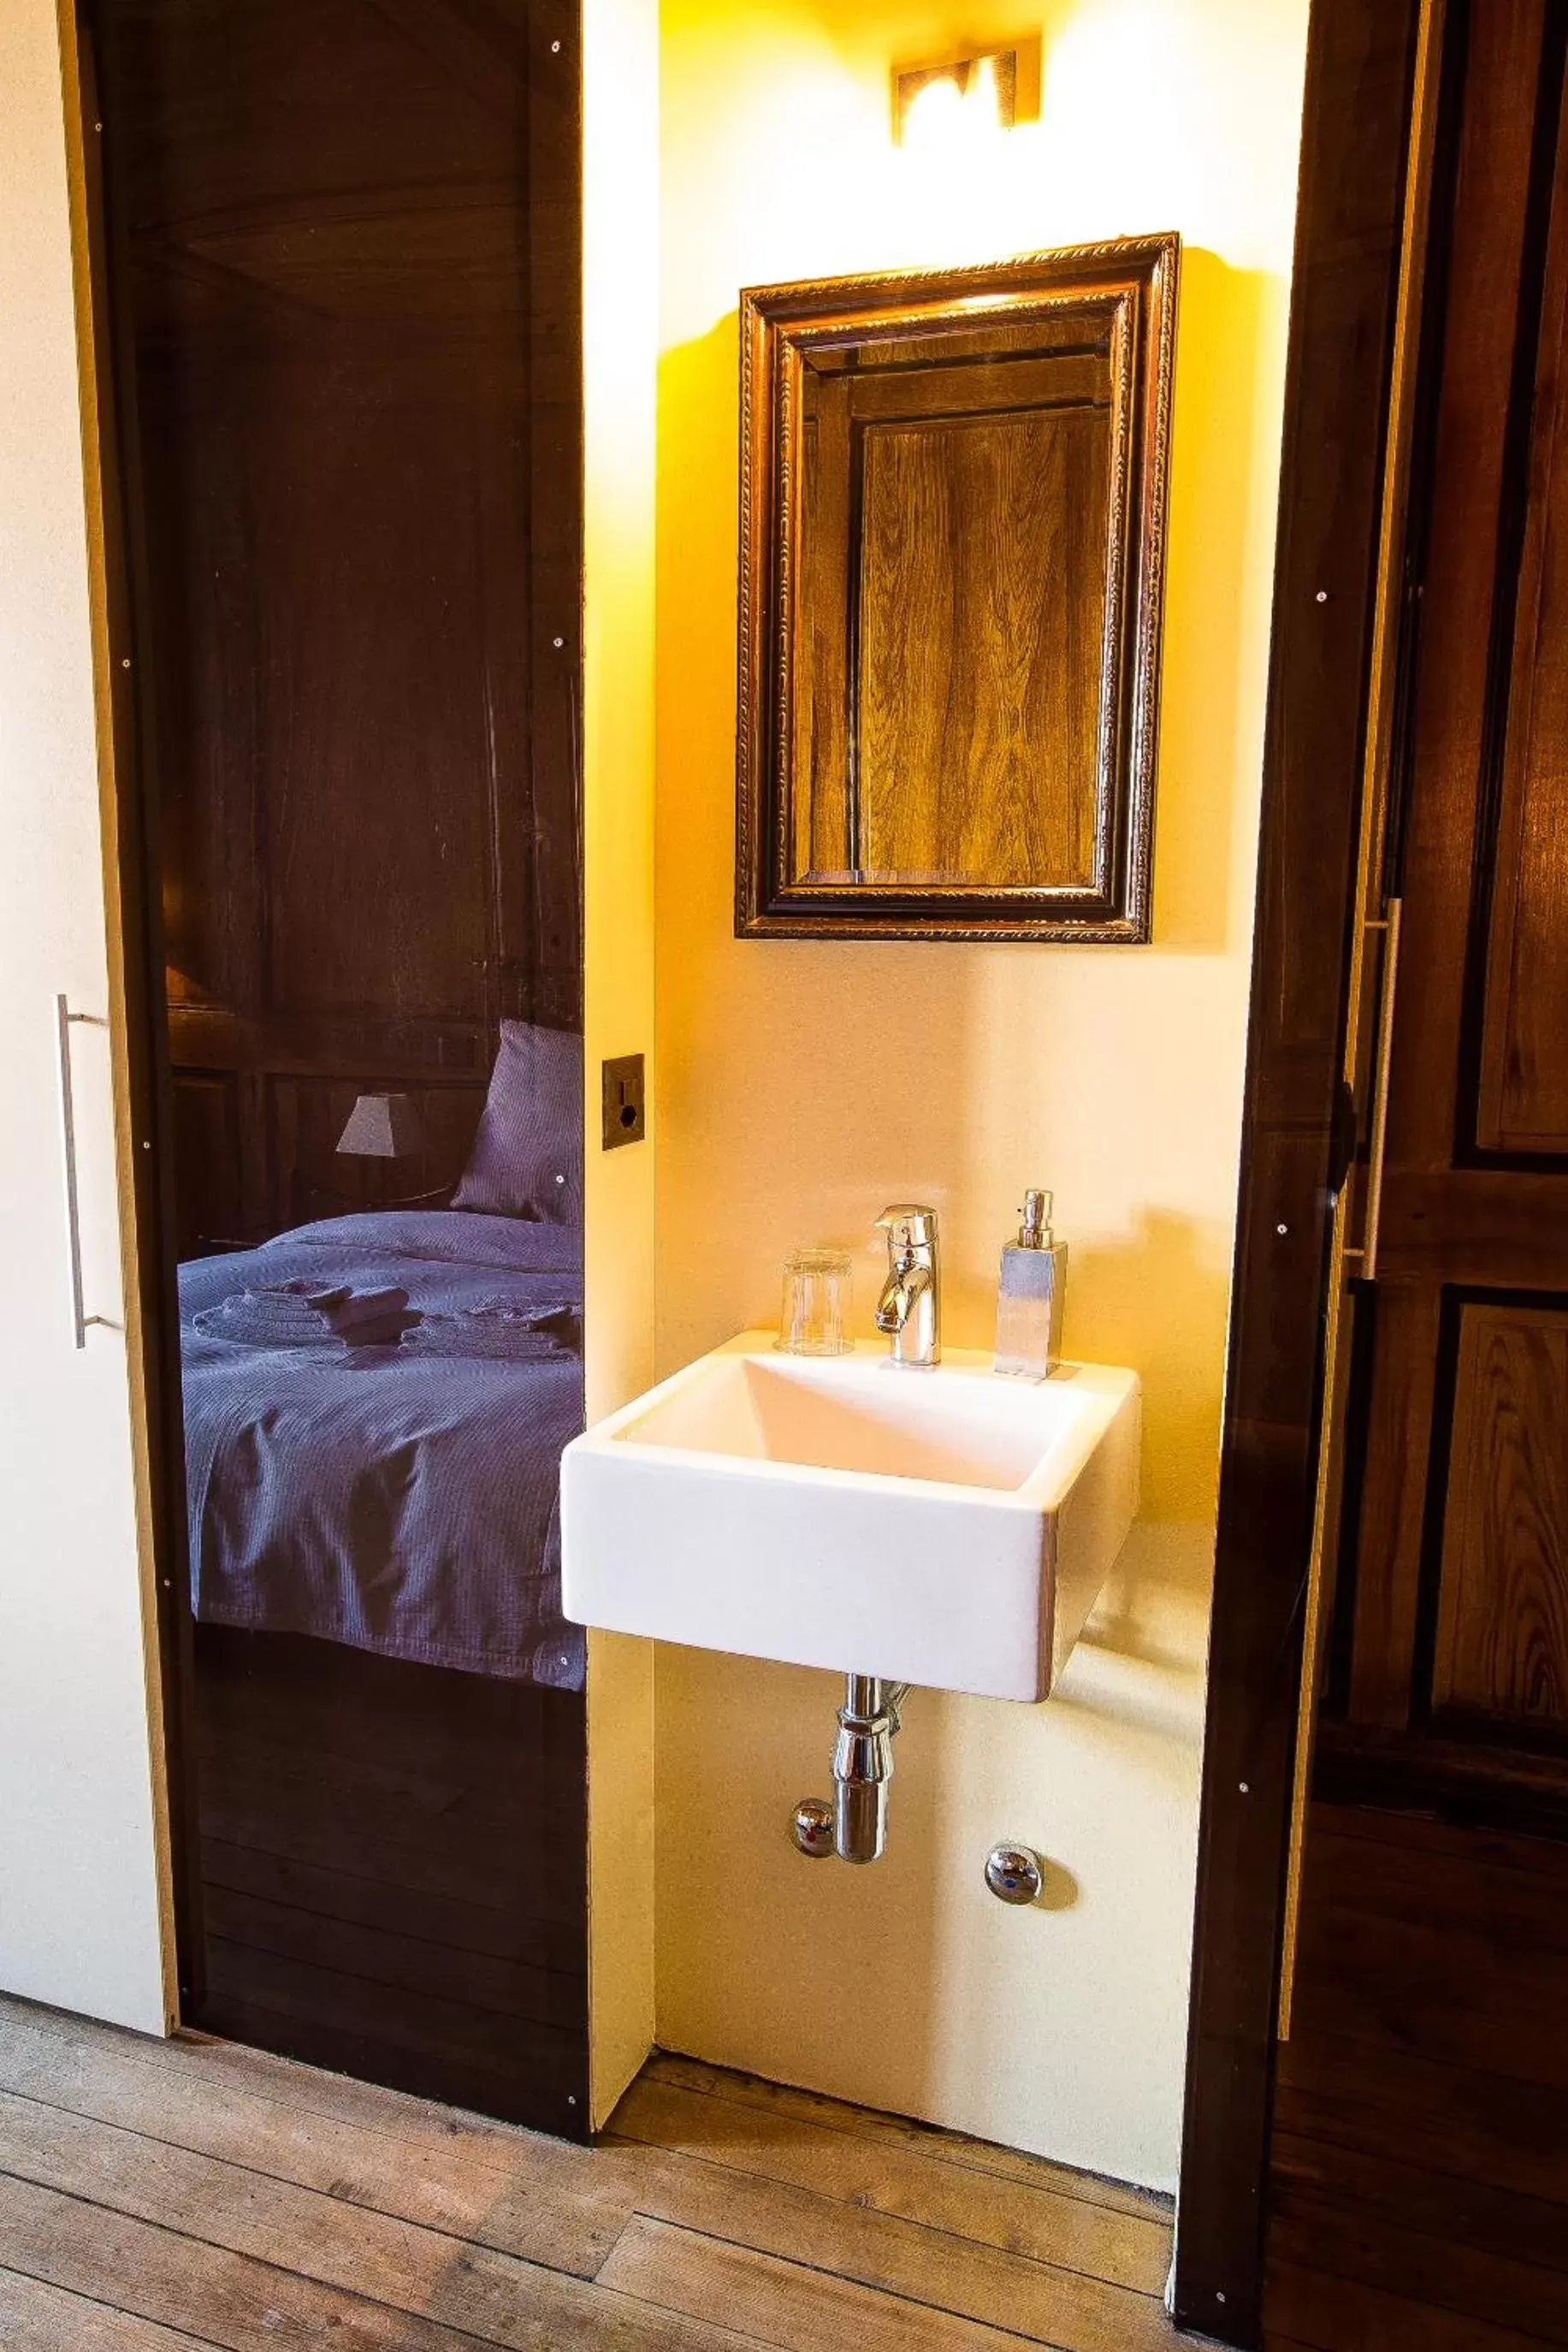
<box><xmin>56</xmin><ymin>993</ymin><xmax>113</xmax><ymax>1349</ymax></box>
<box><xmin>1346</xmin><ymin>898</ymin><xmax>1402</xmax><ymax>1281</ymax></box>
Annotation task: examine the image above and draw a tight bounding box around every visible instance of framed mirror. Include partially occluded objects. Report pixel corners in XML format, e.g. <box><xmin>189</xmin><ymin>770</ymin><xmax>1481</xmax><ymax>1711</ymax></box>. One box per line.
<box><xmin>736</xmin><ymin>235</ymin><xmax>1178</xmax><ymax>941</ymax></box>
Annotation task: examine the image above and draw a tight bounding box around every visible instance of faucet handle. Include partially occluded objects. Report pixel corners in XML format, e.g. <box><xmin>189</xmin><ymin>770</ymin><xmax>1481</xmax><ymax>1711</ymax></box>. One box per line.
<box><xmin>875</xmin><ymin>1204</ymin><xmax>938</xmax><ymax>1251</ymax></box>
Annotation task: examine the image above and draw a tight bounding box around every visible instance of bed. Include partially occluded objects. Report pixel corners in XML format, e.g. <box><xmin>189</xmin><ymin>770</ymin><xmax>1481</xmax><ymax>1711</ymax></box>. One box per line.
<box><xmin>179</xmin><ymin>1206</ymin><xmax>585</xmax><ymax>1691</ymax></box>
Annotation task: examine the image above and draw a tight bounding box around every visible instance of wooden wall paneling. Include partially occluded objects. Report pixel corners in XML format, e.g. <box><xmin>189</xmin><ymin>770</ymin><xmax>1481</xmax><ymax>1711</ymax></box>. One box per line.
<box><xmin>101</xmin><ymin>0</ymin><xmax>581</xmax><ymax>1253</ymax></box>
<box><xmin>169</xmin><ymin>1072</ymin><xmax>243</xmax><ymax>1258</ymax></box>
<box><xmin>523</xmin><ymin>0</ymin><xmax>583</xmax><ymax>1033</ymax></box>
<box><xmin>737</xmin><ymin>240</ymin><xmax>1175</xmax><ymax>940</ymax></box>
<box><xmin>1173</xmin><ymin>0</ymin><xmax>1423</xmax><ymax>2336</ymax></box>
<box><xmin>1429</xmin><ymin>1299</ymin><xmax>1568</xmax><ymax>1735</ymax></box>
<box><xmin>251</xmin><ymin>359</ymin><xmax>512</xmax><ymax>1032</ymax></box>
<box><xmin>265</xmin><ymin>1075</ymin><xmax>488</xmax><ymax>1230</ymax></box>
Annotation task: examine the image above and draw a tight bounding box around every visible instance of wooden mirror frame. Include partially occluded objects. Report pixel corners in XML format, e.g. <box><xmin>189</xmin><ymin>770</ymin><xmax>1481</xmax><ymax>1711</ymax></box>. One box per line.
<box><xmin>735</xmin><ymin>236</ymin><xmax>1179</xmax><ymax>942</ymax></box>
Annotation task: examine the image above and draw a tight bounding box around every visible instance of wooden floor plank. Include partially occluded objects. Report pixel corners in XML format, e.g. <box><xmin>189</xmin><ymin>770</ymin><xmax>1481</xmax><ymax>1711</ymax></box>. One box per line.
<box><xmin>0</xmin><ymin>2267</ymin><xmax>222</xmax><ymax>2351</ymax></box>
<box><xmin>610</xmin><ymin>2075</ymin><xmax>1169</xmax><ymax>2296</ymax></box>
<box><xmin>0</xmin><ymin>1999</ymin><xmax>622</xmax><ymax>2278</ymax></box>
<box><xmin>646</xmin><ymin>2053</ymin><xmax>1169</xmax><ymax>2223</ymax></box>
<box><xmin>599</xmin><ymin>2213</ymin><xmax>1075</xmax><ymax>2352</ymax></box>
<box><xmin>601</xmin><ymin>2136</ymin><xmax>1174</xmax><ymax>2352</ymax></box>
<box><xmin>0</xmin><ymin>1995</ymin><xmax>1177</xmax><ymax>2352</ymax></box>
<box><xmin>0</xmin><ymin>2172</ymin><xmax>513</xmax><ymax>2352</ymax></box>
<box><xmin>0</xmin><ymin>2170</ymin><xmax>750</xmax><ymax>2352</ymax></box>
<box><xmin>5</xmin><ymin>1998</ymin><xmax>569</xmax><ymax>2177</ymax></box>
<box><xmin>0</xmin><ymin>2091</ymin><xmax>748</xmax><ymax>2351</ymax></box>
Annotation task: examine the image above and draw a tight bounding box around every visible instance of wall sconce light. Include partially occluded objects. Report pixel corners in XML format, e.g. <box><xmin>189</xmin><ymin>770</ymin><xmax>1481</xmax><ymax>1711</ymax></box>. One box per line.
<box><xmin>893</xmin><ymin>47</ymin><xmax>1024</xmax><ymax>145</ymax></box>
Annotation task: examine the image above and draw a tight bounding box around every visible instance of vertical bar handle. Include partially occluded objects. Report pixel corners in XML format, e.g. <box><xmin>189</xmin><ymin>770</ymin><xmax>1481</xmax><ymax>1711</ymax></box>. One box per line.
<box><xmin>1360</xmin><ymin>897</ymin><xmax>1402</xmax><ymax>1281</ymax></box>
<box><xmin>55</xmin><ymin>993</ymin><xmax>110</xmax><ymax>1349</ymax></box>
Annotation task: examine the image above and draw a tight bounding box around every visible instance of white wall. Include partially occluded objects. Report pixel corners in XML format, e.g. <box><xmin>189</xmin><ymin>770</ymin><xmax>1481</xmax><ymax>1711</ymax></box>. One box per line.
<box><xmin>0</xmin><ymin>0</ymin><xmax>172</xmax><ymax>2036</ymax></box>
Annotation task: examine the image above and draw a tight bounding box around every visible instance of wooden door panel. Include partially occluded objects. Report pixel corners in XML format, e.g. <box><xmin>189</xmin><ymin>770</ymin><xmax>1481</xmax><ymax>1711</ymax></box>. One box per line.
<box><xmin>1335</xmin><ymin>1</ymin><xmax>1568</xmax><ymax>1809</ymax></box>
<box><xmin>1384</xmin><ymin>0</ymin><xmax>1547</xmax><ymax>1176</ymax></box>
<box><xmin>1431</xmin><ymin>1300</ymin><xmax>1568</xmax><ymax>1735</ymax></box>
<box><xmin>1346</xmin><ymin>1288</ymin><xmax>1443</xmax><ymax>1731</ymax></box>
<box><xmin>170</xmin><ymin>1070</ymin><xmax>243</xmax><ymax>1257</ymax></box>
<box><xmin>796</xmin><ymin>341</ymin><xmax>1118</xmax><ymax>896</ymax></box>
<box><xmin>1478</xmin><ymin>61</ymin><xmax>1568</xmax><ymax>1154</ymax></box>
<box><xmin>1379</xmin><ymin>1168</ymin><xmax>1568</xmax><ymax>1283</ymax></box>
<box><xmin>855</xmin><ymin>405</ymin><xmax>1109</xmax><ymax>890</ymax></box>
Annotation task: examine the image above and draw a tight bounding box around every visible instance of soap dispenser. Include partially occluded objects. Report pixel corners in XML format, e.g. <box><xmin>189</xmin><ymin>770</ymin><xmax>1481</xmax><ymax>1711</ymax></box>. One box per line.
<box><xmin>994</xmin><ymin>1189</ymin><xmax>1067</xmax><ymax>1379</ymax></box>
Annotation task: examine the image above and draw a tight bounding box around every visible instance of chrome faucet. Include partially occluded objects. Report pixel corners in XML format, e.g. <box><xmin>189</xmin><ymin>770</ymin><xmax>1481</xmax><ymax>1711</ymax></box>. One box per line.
<box><xmin>874</xmin><ymin>1205</ymin><xmax>940</xmax><ymax>1366</ymax></box>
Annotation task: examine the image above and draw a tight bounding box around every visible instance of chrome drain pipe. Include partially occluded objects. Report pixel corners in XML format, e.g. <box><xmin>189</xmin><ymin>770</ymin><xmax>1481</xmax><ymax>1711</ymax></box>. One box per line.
<box><xmin>792</xmin><ymin>1675</ymin><xmax>908</xmax><ymax>1864</ymax></box>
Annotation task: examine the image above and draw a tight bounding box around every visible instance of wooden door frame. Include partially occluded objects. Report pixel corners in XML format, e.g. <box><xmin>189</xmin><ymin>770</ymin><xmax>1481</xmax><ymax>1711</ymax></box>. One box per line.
<box><xmin>68</xmin><ymin>0</ymin><xmax>206</xmax><ymax>2017</ymax></box>
<box><xmin>1173</xmin><ymin>0</ymin><xmax>1427</xmax><ymax>2338</ymax></box>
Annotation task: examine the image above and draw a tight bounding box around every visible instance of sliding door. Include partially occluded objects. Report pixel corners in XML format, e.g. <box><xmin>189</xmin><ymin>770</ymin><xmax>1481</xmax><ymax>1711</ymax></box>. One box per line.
<box><xmin>0</xmin><ymin>0</ymin><xmax>171</xmax><ymax>2035</ymax></box>
<box><xmin>89</xmin><ymin>0</ymin><xmax>588</xmax><ymax>2129</ymax></box>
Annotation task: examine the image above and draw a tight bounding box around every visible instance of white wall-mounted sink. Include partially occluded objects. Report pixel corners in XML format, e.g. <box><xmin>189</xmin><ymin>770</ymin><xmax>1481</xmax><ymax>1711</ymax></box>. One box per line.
<box><xmin>561</xmin><ymin>1336</ymin><xmax>1139</xmax><ymax>1701</ymax></box>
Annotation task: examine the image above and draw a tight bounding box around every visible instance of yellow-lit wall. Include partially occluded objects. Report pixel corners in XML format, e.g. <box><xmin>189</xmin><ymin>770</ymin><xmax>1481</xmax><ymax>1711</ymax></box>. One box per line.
<box><xmin>648</xmin><ymin>0</ymin><xmax>1309</xmax><ymax>2188</ymax></box>
<box><xmin>582</xmin><ymin>0</ymin><xmax>660</xmax><ymax>2128</ymax></box>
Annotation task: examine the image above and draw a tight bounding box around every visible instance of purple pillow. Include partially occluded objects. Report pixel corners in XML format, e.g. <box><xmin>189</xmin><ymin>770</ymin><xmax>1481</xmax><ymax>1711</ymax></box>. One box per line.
<box><xmin>452</xmin><ymin>1021</ymin><xmax>582</xmax><ymax>1224</ymax></box>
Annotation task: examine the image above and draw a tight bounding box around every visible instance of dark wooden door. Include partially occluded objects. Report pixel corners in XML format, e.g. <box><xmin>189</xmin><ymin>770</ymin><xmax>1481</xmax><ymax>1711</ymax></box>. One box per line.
<box><xmin>86</xmin><ymin>0</ymin><xmax>590</xmax><ymax>2139</ymax></box>
<box><xmin>1328</xmin><ymin>0</ymin><xmax>1568</xmax><ymax>1807</ymax></box>
<box><xmin>1271</xmin><ymin>4</ymin><xmax>1568</xmax><ymax>2340</ymax></box>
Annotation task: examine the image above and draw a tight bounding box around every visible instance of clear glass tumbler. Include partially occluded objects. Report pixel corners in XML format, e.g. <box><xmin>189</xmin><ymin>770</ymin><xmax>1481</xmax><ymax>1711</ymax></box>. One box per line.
<box><xmin>777</xmin><ymin>1247</ymin><xmax>853</xmax><ymax>1356</ymax></box>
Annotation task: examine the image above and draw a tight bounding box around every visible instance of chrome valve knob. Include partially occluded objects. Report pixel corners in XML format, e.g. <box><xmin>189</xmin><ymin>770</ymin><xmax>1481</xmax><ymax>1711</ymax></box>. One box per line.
<box><xmin>791</xmin><ymin>1797</ymin><xmax>837</xmax><ymax>1858</ymax></box>
<box><xmin>985</xmin><ymin>1844</ymin><xmax>1044</xmax><ymax>1905</ymax></box>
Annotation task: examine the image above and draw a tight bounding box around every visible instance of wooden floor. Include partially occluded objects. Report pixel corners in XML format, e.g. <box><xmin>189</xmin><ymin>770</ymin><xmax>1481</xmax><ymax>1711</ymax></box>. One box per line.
<box><xmin>0</xmin><ymin>1992</ymin><xmax>1182</xmax><ymax>2350</ymax></box>
<box><xmin>1266</xmin><ymin>1798</ymin><xmax>1568</xmax><ymax>2349</ymax></box>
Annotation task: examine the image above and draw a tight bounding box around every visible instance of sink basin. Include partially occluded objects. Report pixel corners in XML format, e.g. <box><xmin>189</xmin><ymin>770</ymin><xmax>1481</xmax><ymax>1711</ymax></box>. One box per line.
<box><xmin>560</xmin><ymin>1336</ymin><xmax>1139</xmax><ymax>1701</ymax></box>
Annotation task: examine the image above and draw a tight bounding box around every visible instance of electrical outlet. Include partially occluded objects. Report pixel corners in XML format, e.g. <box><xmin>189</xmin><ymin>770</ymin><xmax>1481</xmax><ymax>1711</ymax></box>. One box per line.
<box><xmin>601</xmin><ymin>1052</ymin><xmax>646</xmax><ymax>1149</ymax></box>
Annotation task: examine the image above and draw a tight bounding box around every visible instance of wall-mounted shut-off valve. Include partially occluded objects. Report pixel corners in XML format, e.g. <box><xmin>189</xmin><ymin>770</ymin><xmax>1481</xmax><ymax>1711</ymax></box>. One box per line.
<box><xmin>984</xmin><ymin>1844</ymin><xmax>1045</xmax><ymax>1904</ymax></box>
<box><xmin>791</xmin><ymin>1674</ymin><xmax>908</xmax><ymax>1863</ymax></box>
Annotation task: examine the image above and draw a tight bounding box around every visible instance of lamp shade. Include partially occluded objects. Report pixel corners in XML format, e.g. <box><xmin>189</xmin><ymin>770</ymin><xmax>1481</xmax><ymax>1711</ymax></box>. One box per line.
<box><xmin>335</xmin><ymin>1092</ymin><xmax>424</xmax><ymax>1159</ymax></box>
